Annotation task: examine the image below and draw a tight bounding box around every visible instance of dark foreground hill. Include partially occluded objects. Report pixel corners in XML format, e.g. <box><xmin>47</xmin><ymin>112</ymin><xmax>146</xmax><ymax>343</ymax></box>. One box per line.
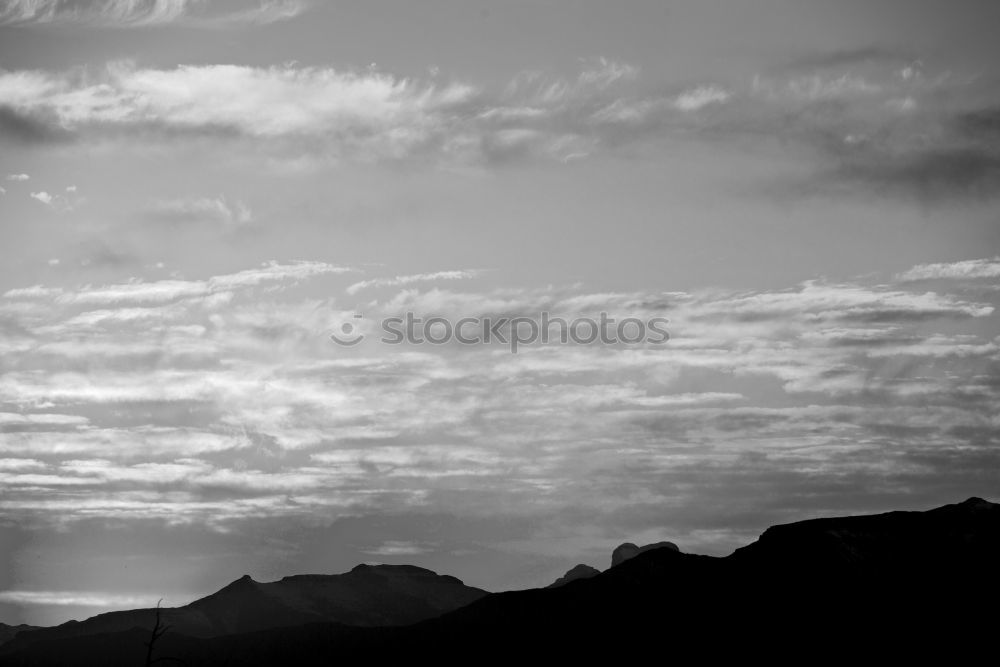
<box><xmin>0</xmin><ymin>627</ymin><xmax>36</xmax><ymax>648</ymax></box>
<box><xmin>2</xmin><ymin>498</ymin><xmax>997</xmax><ymax>665</ymax></box>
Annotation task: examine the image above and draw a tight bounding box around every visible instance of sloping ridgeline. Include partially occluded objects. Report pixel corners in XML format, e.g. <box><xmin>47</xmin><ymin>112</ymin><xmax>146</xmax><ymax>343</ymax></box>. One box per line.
<box><xmin>1</xmin><ymin>498</ymin><xmax>996</xmax><ymax>665</ymax></box>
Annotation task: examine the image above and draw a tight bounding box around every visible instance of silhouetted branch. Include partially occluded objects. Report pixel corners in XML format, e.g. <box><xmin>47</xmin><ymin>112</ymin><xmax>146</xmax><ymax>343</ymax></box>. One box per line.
<box><xmin>143</xmin><ymin>599</ymin><xmax>187</xmax><ymax>667</ymax></box>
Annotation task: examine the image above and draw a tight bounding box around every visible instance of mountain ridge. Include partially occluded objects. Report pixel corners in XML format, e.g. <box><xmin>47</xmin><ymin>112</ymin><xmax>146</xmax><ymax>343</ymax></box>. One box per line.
<box><xmin>0</xmin><ymin>563</ymin><xmax>486</xmax><ymax>652</ymax></box>
<box><xmin>2</xmin><ymin>497</ymin><xmax>996</xmax><ymax>664</ymax></box>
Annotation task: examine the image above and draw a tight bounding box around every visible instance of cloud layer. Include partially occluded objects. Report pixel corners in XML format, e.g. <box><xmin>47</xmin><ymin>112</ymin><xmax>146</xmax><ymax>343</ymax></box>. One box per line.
<box><xmin>1</xmin><ymin>54</ymin><xmax>998</xmax><ymax>198</ymax></box>
<box><xmin>0</xmin><ymin>0</ymin><xmax>309</xmax><ymax>27</ymax></box>
<box><xmin>0</xmin><ymin>258</ymin><xmax>996</xmax><ymax>549</ymax></box>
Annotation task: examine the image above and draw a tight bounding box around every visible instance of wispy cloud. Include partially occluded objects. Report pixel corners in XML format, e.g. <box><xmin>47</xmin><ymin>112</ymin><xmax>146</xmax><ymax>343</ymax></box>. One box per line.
<box><xmin>0</xmin><ymin>0</ymin><xmax>310</xmax><ymax>27</ymax></box>
<box><xmin>896</xmin><ymin>257</ymin><xmax>1000</xmax><ymax>282</ymax></box>
<box><xmin>0</xmin><ymin>57</ymin><xmax>646</xmax><ymax>162</ymax></box>
<box><xmin>346</xmin><ymin>270</ymin><xmax>482</xmax><ymax>295</ymax></box>
<box><xmin>44</xmin><ymin>260</ymin><xmax>348</xmax><ymax>306</ymax></box>
<box><xmin>673</xmin><ymin>85</ymin><xmax>731</xmax><ymax>111</ymax></box>
<box><xmin>1</xmin><ymin>55</ymin><xmax>997</xmax><ymax>200</ymax></box>
<box><xmin>0</xmin><ymin>62</ymin><xmax>477</xmax><ymax>159</ymax></box>
<box><xmin>0</xmin><ymin>258</ymin><xmax>996</xmax><ymax>530</ymax></box>
<box><xmin>361</xmin><ymin>540</ymin><xmax>433</xmax><ymax>557</ymax></box>
<box><xmin>148</xmin><ymin>195</ymin><xmax>253</xmax><ymax>226</ymax></box>
<box><xmin>0</xmin><ymin>590</ymin><xmax>193</xmax><ymax>608</ymax></box>
<box><xmin>783</xmin><ymin>47</ymin><xmax>914</xmax><ymax>72</ymax></box>
<box><xmin>27</xmin><ymin>185</ymin><xmax>82</xmax><ymax>211</ymax></box>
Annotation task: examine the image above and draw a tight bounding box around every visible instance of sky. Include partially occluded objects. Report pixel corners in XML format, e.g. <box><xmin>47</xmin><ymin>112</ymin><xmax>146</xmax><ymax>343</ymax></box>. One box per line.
<box><xmin>1</xmin><ymin>0</ymin><xmax>999</xmax><ymax>626</ymax></box>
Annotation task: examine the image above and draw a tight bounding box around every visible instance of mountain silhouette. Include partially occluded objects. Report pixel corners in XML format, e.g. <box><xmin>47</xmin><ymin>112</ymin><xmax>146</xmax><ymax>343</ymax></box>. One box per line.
<box><xmin>2</xmin><ymin>498</ymin><xmax>996</xmax><ymax>665</ymax></box>
<box><xmin>548</xmin><ymin>539</ymin><xmax>681</xmax><ymax>586</ymax></box>
<box><xmin>729</xmin><ymin>496</ymin><xmax>999</xmax><ymax>569</ymax></box>
<box><xmin>609</xmin><ymin>540</ymin><xmax>679</xmax><ymax>567</ymax></box>
<box><xmin>546</xmin><ymin>563</ymin><xmax>600</xmax><ymax>588</ymax></box>
<box><xmin>0</xmin><ymin>564</ymin><xmax>484</xmax><ymax>655</ymax></box>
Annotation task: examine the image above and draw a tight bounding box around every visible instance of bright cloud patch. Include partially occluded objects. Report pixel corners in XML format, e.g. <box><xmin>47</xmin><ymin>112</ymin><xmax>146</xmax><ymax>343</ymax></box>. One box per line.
<box><xmin>673</xmin><ymin>85</ymin><xmax>731</xmax><ymax>111</ymax></box>
<box><xmin>0</xmin><ymin>590</ymin><xmax>194</xmax><ymax>608</ymax></box>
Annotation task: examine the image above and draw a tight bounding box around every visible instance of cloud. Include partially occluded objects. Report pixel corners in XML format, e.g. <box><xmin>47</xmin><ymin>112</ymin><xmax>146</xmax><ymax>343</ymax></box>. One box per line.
<box><xmin>29</xmin><ymin>190</ymin><xmax>52</xmax><ymax>205</ymax></box>
<box><xmin>0</xmin><ymin>457</ymin><xmax>46</xmax><ymax>471</ymax></box>
<box><xmin>0</xmin><ymin>0</ymin><xmax>310</xmax><ymax>27</ymax></box>
<box><xmin>0</xmin><ymin>57</ymin><xmax>659</xmax><ymax>163</ymax></box>
<box><xmin>346</xmin><ymin>270</ymin><xmax>481</xmax><ymax>295</ymax></box>
<box><xmin>0</xmin><ymin>62</ymin><xmax>477</xmax><ymax>159</ymax></box>
<box><xmin>0</xmin><ymin>412</ymin><xmax>89</xmax><ymax>426</ymax></box>
<box><xmin>0</xmin><ymin>426</ymin><xmax>250</xmax><ymax>457</ymax></box>
<box><xmin>575</xmin><ymin>57</ymin><xmax>639</xmax><ymax>90</ymax></box>
<box><xmin>687</xmin><ymin>280</ymin><xmax>993</xmax><ymax>323</ymax></box>
<box><xmin>897</xmin><ymin>257</ymin><xmax>1000</xmax><ymax>282</ymax></box>
<box><xmin>753</xmin><ymin>73</ymin><xmax>883</xmax><ymax>102</ymax></box>
<box><xmin>0</xmin><ymin>259</ymin><xmax>996</xmax><ymax>532</ymax></box>
<box><xmin>361</xmin><ymin>540</ymin><xmax>433</xmax><ymax>557</ymax></box>
<box><xmin>5</xmin><ymin>173</ymin><xmax>30</xmax><ymax>181</ymax></box>
<box><xmin>196</xmin><ymin>0</ymin><xmax>311</xmax><ymax>27</ymax></box>
<box><xmin>0</xmin><ymin>54</ymin><xmax>998</xmax><ymax>200</ymax></box>
<box><xmin>827</xmin><ymin>146</ymin><xmax>1000</xmax><ymax>200</ymax></box>
<box><xmin>42</xmin><ymin>260</ymin><xmax>348</xmax><ymax>306</ymax></box>
<box><xmin>2</xmin><ymin>53</ymin><xmax>995</xmax><ymax>195</ymax></box>
<box><xmin>955</xmin><ymin>107</ymin><xmax>1000</xmax><ymax>142</ymax></box>
<box><xmin>784</xmin><ymin>47</ymin><xmax>913</xmax><ymax>72</ymax></box>
<box><xmin>28</xmin><ymin>187</ymin><xmax>81</xmax><ymax>211</ymax></box>
<box><xmin>148</xmin><ymin>195</ymin><xmax>253</xmax><ymax>226</ymax></box>
<box><xmin>0</xmin><ymin>0</ymin><xmax>196</xmax><ymax>25</ymax></box>
<box><xmin>673</xmin><ymin>85</ymin><xmax>731</xmax><ymax>112</ymax></box>
<box><xmin>3</xmin><ymin>284</ymin><xmax>64</xmax><ymax>298</ymax></box>
<box><xmin>502</xmin><ymin>57</ymin><xmax>638</xmax><ymax>103</ymax></box>
<box><xmin>0</xmin><ymin>590</ymin><xmax>192</xmax><ymax>608</ymax></box>
<box><xmin>721</xmin><ymin>64</ymin><xmax>1000</xmax><ymax>200</ymax></box>
<box><xmin>0</xmin><ymin>106</ymin><xmax>71</xmax><ymax>145</ymax></box>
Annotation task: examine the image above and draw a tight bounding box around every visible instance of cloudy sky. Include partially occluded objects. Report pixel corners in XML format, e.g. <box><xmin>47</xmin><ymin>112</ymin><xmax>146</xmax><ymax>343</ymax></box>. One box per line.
<box><xmin>1</xmin><ymin>0</ymin><xmax>999</xmax><ymax>625</ymax></box>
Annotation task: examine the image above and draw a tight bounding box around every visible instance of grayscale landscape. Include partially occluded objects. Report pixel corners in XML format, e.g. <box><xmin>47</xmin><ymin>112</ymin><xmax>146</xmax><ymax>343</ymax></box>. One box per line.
<box><xmin>0</xmin><ymin>1</ymin><xmax>998</xmax><ymax>663</ymax></box>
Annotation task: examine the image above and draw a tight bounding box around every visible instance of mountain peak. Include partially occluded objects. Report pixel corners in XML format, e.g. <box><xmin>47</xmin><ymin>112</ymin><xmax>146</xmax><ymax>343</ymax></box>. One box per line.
<box><xmin>224</xmin><ymin>574</ymin><xmax>258</xmax><ymax>587</ymax></box>
<box><xmin>611</xmin><ymin>541</ymin><xmax>680</xmax><ymax>568</ymax></box>
<box><xmin>548</xmin><ymin>564</ymin><xmax>601</xmax><ymax>588</ymax></box>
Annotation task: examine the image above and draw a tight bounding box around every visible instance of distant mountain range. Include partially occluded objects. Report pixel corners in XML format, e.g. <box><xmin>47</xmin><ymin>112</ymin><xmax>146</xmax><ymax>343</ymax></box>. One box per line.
<box><xmin>2</xmin><ymin>497</ymin><xmax>996</xmax><ymax>665</ymax></box>
<box><xmin>0</xmin><ymin>563</ymin><xmax>484</xmax><ymax>652</ymax></box>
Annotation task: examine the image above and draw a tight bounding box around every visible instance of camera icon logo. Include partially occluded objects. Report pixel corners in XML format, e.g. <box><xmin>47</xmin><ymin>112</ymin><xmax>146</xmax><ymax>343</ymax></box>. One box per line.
<box><xmin>329</xmin><ymin>314</ymin><xmax>365</xmax><ymax>346</ymax></box>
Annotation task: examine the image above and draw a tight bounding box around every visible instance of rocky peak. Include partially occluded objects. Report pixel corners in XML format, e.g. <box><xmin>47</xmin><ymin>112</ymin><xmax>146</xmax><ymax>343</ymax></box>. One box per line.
<box><xmin>548</xmin><ymin>564</ymin><xmax>601</xmax><ymax>588</ymax></box>
<box><xmin>611</xmin><ymin>541</ymin><xmax>679</xmax><ymax>568</ymax></box>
